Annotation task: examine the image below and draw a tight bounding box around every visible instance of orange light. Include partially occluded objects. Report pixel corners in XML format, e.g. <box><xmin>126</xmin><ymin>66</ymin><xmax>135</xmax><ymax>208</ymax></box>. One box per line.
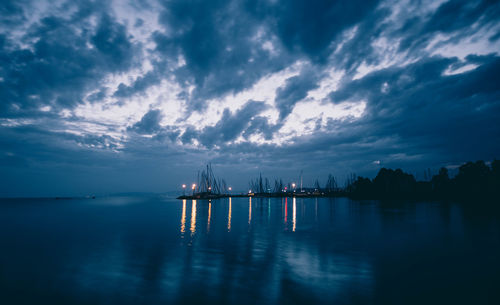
<box><xmin>190</xmin><ymin>200</ymin><xmax>197</xmax><ymax>234</ymax></box>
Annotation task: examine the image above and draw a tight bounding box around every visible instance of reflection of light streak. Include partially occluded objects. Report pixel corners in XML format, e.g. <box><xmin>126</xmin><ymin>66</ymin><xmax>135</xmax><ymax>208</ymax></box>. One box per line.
<box><xmin>248</xmin><ymin>197</ymin><xmax>252</xmax><ymax>225</ymax></box>
<box><xmin>293</xmin><ymin>197</ymin><xmax>296</xmax><ymax>232</ymax></box>
<box><xmin>207</xmin><ymin>202</ymin><xmax>211</xmax><ymax>232</ymax></box>
<box><xmin>284</xmin><ymin>197</ymin><xmax>288</xmax><ymax>226</ymax></box>
<box><xmin>228</xmin><ymin>197</ymin><xmax>232</xmax><ymax>232</ymax></box>
<box><xmin>190</xmin><ymin>200</ymin><xmax>197</xmax><ymax>234</ymax></box>
<box><xmin>268</xmin><ymin>198</ymin><xmax>271</xmax><ymax>221</ymax></box>
<box><xmin>181</xmin><ymin>199</ymin><xmax>186</xmax><ymax>233</ymax></box>
<box><xmin>315</xmin><ymin>198</ymin><xmax>318</xmax><ymax>222</ymax></box>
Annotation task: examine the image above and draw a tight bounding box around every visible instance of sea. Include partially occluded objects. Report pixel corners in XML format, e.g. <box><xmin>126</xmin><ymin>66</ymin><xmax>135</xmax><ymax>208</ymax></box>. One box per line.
<box><xmin>0</xmin><ymin>196</ymin><xmax>499</xmax><ymax>304</ymax></box>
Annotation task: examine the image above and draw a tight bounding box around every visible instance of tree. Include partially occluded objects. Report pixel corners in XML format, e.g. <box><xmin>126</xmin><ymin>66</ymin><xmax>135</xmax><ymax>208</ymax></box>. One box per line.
<box><xmin>455</xmin><ymin>161</ymin><xmax>491</xmax><ymax>198</ymax></box>
<box><xmin>431</xmin><ymin>167</ymin><xmax>451</xmax><ymax>198</ymax></box>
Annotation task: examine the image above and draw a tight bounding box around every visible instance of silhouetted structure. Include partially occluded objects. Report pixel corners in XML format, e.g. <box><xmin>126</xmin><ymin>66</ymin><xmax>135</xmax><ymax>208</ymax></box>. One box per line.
<box><xmin>178</xmin><ymin>164</ymin><xmax>231</xmax><ymax>199</ymax></box>
<box><xmin>178</xmin><ymin>159</ymin><xmax>500</xmax><ymax>201</ymax></box>
<box><xmin>247</xmin><ymin>172</ymin><xmax>342</xmax><ymax>197</ymax></box>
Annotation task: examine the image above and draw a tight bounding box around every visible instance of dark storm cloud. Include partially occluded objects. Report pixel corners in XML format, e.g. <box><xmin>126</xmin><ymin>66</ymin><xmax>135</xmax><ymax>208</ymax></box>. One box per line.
<box><xmin>0</xmin><ymin>1</ymin><xmax>137</xmax><ymax>116</ymax></box>
<box><xmin>153</xmin><ymin>0</ymin><xmax>291</xmax><ymax>110</ymax></box>
<box><xmin>128</xmin><ymin>109</ymin><xmax>163</xmax><ymax>135</ymax></box>
<box><xmin>424</xmin><ymin>0</ymin><xmax>499</xmax><ymax>34</ymax></box>
<box><xmin>113</xmin><ymin>61</ymin><xmax>167</xmax><ymax>98</ymax></box>
<box><xmin>242</xmin><ymin>116</ymin><xmax>279</xmax><ymax>140</ymax></box>
<box><xmin>261</xmin><ymin>0</ymin><xmax>381</xmax><ymax>60</ymax></box>
<box><xmin>195</xmin><ymin>53</ymin><xmax>500</xmax><ymax>179</ymax></box>
<box><xmin>180</xmin><ymin>126</ymin><xmax>199</xmax><ymax>145</ymax></box>
<box><xmin>0</xmin><ymin>0</ymin><xmax>28</xmax><ymax>26</ymax></box>
<box><xmin>329</xmin><ymin>54</ymin><xmax>500</xmax><ymax>163</ymax></box>
<box><xmin>274</xmin><ymin>67</ymin><xmax>319</xmax><ymax>119</ymax></box>
<box><xmin>91</xmin><ymin>13</ymin><xmax>135</xmax><ymax>71</ymax></box>
<box><xmin>329</xmin><ymin>7</ymin><xmax>391</xmax><ymax>73</ymax></box>
<box><xmin>120</xmin><ymin>0</ymin><xmax>500</xmax><ymax>109</ymax></box>
<box><xmin>150</xmin><ymin>0</ymin><xmax>385</xmax><ymax>110</ymax></box>
<box><xmin>397</xmin><ymin>0</ymin><xmax>500</xmax><ymax>54</ymax></box>
<box><xmin>196</xmin><ymin>100</ymin><xmax>269</xmax><ymax>147</ymax></box>
<box><xmin>153</xmin><ymin>126</ymin><xmax>181</xmax><ymax>143</ymax></box>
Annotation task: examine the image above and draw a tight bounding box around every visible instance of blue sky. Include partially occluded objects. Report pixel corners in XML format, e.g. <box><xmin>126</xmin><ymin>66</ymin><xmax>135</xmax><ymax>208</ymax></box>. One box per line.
<box><xmin>1</xmin><ymin>0</ymin><xmax>500</xmax><ymax>196</ymax></box>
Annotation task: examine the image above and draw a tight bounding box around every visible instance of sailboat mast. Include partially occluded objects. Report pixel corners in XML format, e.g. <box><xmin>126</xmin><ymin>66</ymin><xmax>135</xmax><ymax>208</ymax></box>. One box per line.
<box><xmin>300</xmin><ymin>170</ymin><xmax>303</xmax><ymax>192</ymax></box>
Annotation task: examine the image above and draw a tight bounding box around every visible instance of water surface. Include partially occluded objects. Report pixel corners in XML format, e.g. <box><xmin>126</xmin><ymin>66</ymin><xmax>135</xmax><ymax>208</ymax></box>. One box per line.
<box><xmin>0</xmin><ymin>196</ymin><xmax>499</xmax><ymax>304</ymax></box>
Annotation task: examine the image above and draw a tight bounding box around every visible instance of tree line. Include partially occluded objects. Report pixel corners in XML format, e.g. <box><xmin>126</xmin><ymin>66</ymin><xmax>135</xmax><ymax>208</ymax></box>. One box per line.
<box><xmin>346</xmin><ymin>159</ymin><xmax>500</xmax><ymax>201</ymax></box>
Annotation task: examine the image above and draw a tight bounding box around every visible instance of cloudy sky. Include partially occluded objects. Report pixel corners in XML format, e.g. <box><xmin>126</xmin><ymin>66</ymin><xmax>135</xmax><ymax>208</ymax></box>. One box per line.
<box><xmin>1</xmin><ymin>0</ymin><xmax>499</xmax><ymax>196</ymax></box>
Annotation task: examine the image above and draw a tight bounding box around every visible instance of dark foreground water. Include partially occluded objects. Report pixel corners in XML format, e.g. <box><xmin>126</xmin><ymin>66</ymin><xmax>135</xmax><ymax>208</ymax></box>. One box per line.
<box><xmin>0</xmin><ymin>196</ymin><xmax>499</xmax><ymax>305</ymax></box>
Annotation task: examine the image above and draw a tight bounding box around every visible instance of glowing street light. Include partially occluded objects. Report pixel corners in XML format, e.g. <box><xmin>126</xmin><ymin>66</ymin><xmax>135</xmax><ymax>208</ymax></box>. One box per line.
<box><xmin>192</xmin><ymin>183</ymin><xmax>196</xmax><ymax>195</ymax></box>
<box><xmin>182</xmin><ymin>184</ymin><xmax>186</xmax><ymax>195</ymax></box>
<box><xmin>228</xmin><ymin>187</ymin><xmax>232</xmax><ymax>191</ymax></box>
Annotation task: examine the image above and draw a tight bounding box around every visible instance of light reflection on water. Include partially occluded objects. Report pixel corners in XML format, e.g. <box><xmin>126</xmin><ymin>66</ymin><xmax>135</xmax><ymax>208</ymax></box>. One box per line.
<box><xmin>0</xmin><ymin>196</ymin><xmax>499</xmax><ymax>305</ymax></box>
<box><xmin>227</xmin><ymin>197</ymin><xmax>232</xmax><ymax>232</ymax></box>
<box><xmin>190</xmin><ymin>200</ymin><xmax>196</xmax><ymax>235</ymax></box>
<box><xmin>207</xmin><ymin>201</ymin><xmax>211</xmax><ymax>232</ymax></box>
<box><xmin>180</xmin><ymin>199</ymin><xmax>186</xmax><ymax>234</ymax></box>
<box><xmin>293</xmin><ymin>197</ymin><xmax>296</xmax><ymax>232</ymax></box>
<box><xmin>249</xmin><ymin>197</ymin><xmax>252</xmax><ymax>226</ymax></box>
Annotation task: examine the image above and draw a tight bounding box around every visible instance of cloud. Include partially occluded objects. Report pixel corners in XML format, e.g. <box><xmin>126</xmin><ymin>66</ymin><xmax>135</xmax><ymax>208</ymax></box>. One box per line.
<box><xmin>113</xmin><ymin>66</ymin><xmax>164</xmax><ymax>98</ymax></box>
<box><xmin>128</xmin><ymin>109</ymin><xmax>163</xmax><ymax>135</ymax></box>
<box><xmin>243</xmin><ymin>116</ymin><xmax>279</xmax><ymax>140</ymax></box>
<box><xmin>153</xmin><ymin>0</ymin><xmax>293</xmax><ymax>110</ymax></box>
<box><xmin>269</xmin><ymin>0</ymin><xmax>381</xmax><ymax>59</ymax></box>
<box><xmin>275</xmin><ymin>66</ymin><xmax>319</xmax><ymax>119</ymax></box>
<box><xmin>0</xmin><ymin>0</ymin><xmax>27</xmax><ymax>26</ymax></box>
<box><xmin>1</xmin><ymin>0</ymin><xmax>500</xmax><ymax>196</ymax></box>
<box><xmin>196</xmin><ymin>100</ymin><xmax>269</xmax><ymax>147</ymax></box>
<box><xmin>329</xmin><ymin>54</ymin><xmax>500</xmax><ymax>163</ymax></box>
<box><xmin>90</xmin><ymin>13</ymin><xmax>135</xmax><ymax>71</ymax></box>
<box><xmin>396</xmin><ymin>0</ymin><xmax>500</xmax><ymax>56</ymax></box>
<box><xmin>0</xmin><ymin>2</ymin><xmax>138</xmax><ymax>116</ymax></box>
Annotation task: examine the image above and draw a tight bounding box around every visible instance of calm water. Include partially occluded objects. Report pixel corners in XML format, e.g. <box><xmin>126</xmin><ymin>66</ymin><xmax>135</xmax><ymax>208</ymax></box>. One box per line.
<box><xmin>0</xmin><ymin>196</ymin><xmax>499</xmax><ymax>304</ymax></box>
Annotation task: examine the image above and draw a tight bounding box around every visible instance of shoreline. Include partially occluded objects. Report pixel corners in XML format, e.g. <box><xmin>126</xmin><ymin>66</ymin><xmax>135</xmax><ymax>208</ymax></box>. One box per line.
<box><xmin>176</xmin><ymin>192</ymin><xmax>337</xmax><ymax>200</ymax></box>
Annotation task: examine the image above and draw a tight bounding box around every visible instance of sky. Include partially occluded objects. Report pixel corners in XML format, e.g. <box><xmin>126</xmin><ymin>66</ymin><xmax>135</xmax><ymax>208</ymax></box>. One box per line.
<box><xmin>1</xmin><ymin>0</ymin><xmax>500</xmax><ymax>197</ymax></box>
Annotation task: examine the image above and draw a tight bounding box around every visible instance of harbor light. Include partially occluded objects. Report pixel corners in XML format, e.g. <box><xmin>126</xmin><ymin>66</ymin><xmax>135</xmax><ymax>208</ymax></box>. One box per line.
<box><xmin>228</xmin><ymin>187</ymin><xmax>232</xmax><ymax>191</ymax></box>
<box><xmin>182</xmin><ymin>184</ymin><xmax>186</xmax><ymax>195</ymax></box>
